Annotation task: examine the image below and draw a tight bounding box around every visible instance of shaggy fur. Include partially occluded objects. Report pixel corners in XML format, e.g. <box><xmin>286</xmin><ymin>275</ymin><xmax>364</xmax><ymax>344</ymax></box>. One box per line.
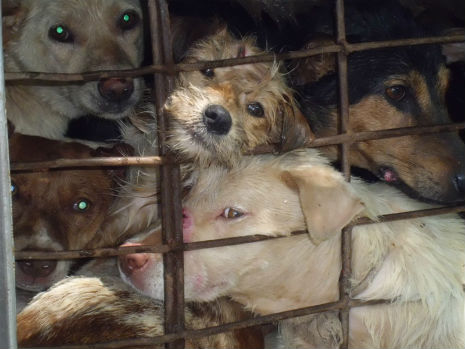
<box><xmin>3</xmin><ymin>0</ymin><xmax>144</xmax><ymax>139</ymax></box>
<box><xmin>9</xmin><ymin>132</ymin><xmax>127</xmax><ymax>310</ymax></box>
<box><xmin>17</xmin><ymin>276</ymin><xmax>264</xmax><ymax>348</ymax></box>
<box><xmin>166</xmin><ymin>28</ymin><xmax>313</xmax><ymax>167</ymax></box>
<box><xmin>292</xmin><ymin>0</ymin><xmax>465</xmax><ymax>204</ymax></box>
<box><xmin>120</xmin><ymin>148</ymin><xmax>465</xmax><ymax>348</ymax></box>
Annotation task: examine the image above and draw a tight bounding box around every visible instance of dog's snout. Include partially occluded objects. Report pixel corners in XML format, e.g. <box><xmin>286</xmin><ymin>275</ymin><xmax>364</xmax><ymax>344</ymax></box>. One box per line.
<box><xmin>203</xmin><ymin>105</ymin><xmax>232</xmax><ymax>135</ymax></box>
<box><xmin>17</xmin><ymin>260</ymin><xmax>57</xmax><ymax>278</ymax></box>
<box><xmin>119</xmin><ymin>242</ymin><xmax>149</xmax><ymax>275</ymax></box>
<box><xmin>98</xmin><ymin>78</ymin><xmax>134</xmax><ymax>102</ymax></box>
<box><xmin>453</xmin><ymin>173</ymin><xmax>465</xmax><ymax>195</ymax></box>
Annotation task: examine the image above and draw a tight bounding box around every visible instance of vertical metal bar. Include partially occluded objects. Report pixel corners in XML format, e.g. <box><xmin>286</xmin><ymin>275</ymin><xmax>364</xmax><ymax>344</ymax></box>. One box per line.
<box><xmin>335</xmin><ymin>0</ymin><xmax>352</xmax><ymax>182</ymax></box>
<box><xmin>148</xmin><ymin>1</ymin><xmax>185</xmax><ymax>348</ymax></box>
<box><xmin>335</xmin><ymin>1</ymin><xmax>352</xmax><ymax>348</ymax></box>
<box><xmin>0</xmin><ymin>4</ymin><xmax>18</xmax><ymax>348</ymax></box>
<box><xmin>339</xmin><ymin>225</ymin><xmax>353</xmax><ymax>348</ymax></box>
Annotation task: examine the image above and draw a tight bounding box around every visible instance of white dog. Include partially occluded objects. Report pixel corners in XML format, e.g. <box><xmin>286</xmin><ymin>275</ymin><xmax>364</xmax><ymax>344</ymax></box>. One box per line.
<box><xmin>119</xmin><ymin>149</ymin><xmax>465</xmax><ymax>348</ymax></box>
<box><xmin>3</xmin><ymin>0</ymin><xmax>144</xmax><ymax>139</ymax></box>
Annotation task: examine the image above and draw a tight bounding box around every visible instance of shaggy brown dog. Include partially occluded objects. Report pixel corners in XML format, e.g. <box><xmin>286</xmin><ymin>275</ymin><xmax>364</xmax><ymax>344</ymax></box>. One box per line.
<box><xmin>166</xmin><ymin>28</ymin><xmax>314</xmax><ymax>166</ymax></box>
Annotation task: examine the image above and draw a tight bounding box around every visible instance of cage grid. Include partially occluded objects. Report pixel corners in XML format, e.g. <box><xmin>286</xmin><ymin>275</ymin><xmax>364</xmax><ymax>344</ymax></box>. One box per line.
<box><xmin>0</xmin><ymin>0</ymin><xmax>464</xmax><ymax>348</ymax></box>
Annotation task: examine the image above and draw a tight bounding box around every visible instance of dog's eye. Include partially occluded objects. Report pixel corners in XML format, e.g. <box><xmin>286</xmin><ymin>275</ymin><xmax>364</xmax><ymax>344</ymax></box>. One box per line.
<box><xmin>247</xmin><ymin>102</ymin><xmax>265</xmax><ymax>118</ymax></box>
<box><xmin>201</xmin><ymin>68</ymin><xmax>215</xmax><ymax>78</ymax></box>
<box><xmin>221</xmin><ymin>208</ymin><xmax>244</xmax><ymax>219</ymax></box>
<box><xmin>73</xmin><ymin>199</ymin><xmax>90</xmax><ymax>212</ymax></box>
<box><xmin>48</xmin><ymin>25</ymin><xmax>74</xmax><ymax>43</ymax></box>
<box><xmin>385</xmin><ymin>85</ymin><xmax>406</xmax><ymax>101</ymax></box>
<box><xmin>119</xmin><ymin>10</ymin><xmax>140</xmax><ymax>31</ymax></box>
<box><xmin>10</xmin><ymin>182</ymin><xmax>17</xmax><ymax>197</ymax></box>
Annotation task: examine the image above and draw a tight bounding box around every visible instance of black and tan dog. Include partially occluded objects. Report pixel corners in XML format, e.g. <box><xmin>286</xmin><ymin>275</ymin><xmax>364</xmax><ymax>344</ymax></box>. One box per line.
<box><xmin>292</xmin><ymin>0</ymin><xmax>465</xmax><ymax>204</ymax></box>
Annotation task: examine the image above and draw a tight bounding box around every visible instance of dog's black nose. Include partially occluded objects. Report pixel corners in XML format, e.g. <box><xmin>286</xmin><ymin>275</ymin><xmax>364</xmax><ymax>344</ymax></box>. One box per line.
<box><xmin>453</xmin><ymin>173</ymin><xmax>465</xmax><ymax>194</ymax></box>
<box><xmin>17</xmin><ymin>260</ymin><xmax>57</xmax><ymax>278</ymax></box>
<box><xmin>98</xmin><ymin>78</ymin><xmax>134</xmax><ymax>102</ymax></box>
<box><xmin>203</xmin><ymin>104</ymin><xmax>232</xmax><ymax>135</ymax></box>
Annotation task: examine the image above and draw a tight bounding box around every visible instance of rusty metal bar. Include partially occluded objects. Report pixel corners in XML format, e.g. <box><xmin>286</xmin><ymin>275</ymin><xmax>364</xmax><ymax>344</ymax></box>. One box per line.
<box><xmin>5</xmin><ymin>34</ymin><xmax>464</xmax><ymax>82</ymax></box>
<box><xmin>335</xmin><ymin>0</ymin><xmax>351</xmax><ymax>182</ymax></box>
<box><xmin>19</xmin><ymin>299</ymin><xmax>391</xmax><ymax>349</ymax></box>
<box><xmin>15</xmin><ymin>203</ymin><xmax>465</xmax><ymax>261</ymax></box>
<box><xmin>10</xmin><ymin>122</ymin><xmax>465</xmax><ymax>172</ymax></box>
<box><xmin>148</xmin><ymin>0</ymin><xmax>185</xmax><ymax>348</ymax></box>
<box><xmin>335</xmin><ymin>1</ymin><xmax>352</xmax><ymax>347</ymax></box>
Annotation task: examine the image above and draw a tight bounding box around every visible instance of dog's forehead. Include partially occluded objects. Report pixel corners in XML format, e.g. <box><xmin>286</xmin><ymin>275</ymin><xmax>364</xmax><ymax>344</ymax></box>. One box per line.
<box><xmin>26</xmin><ymin>0</ymin><xmax>142</xmax><ymax>23</ymax></box>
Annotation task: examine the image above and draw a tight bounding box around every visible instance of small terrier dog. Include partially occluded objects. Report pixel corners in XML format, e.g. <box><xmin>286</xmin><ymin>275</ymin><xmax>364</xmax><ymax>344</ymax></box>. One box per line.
<box><xmin>165</xmin><ymin>28</ymin><xmax>314</xmax><ymax>166</ymax></box>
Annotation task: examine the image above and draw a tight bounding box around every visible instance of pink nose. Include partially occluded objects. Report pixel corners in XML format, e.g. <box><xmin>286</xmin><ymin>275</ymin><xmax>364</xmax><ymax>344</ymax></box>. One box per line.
<box><xmin>98</xmin><ymin>77</ymin><xmax>134</xmax><ymax>102</ymax></box>
<box><xmin>119</xmin><ymin>242</ymin><xmax>149</xmax><ymax>274</ymax></box>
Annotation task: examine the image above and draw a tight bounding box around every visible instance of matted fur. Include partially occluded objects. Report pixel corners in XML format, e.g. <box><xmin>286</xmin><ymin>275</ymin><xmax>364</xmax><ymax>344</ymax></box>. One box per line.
<box><xmin>120</xmin><ymin>149</ymin><xmax>465</xmax><ymax>348</ymax></box>
<box><xmin>17</xmin><ymin>276</ymin><xmax>264</xmax><ymax>348</ymax></box>
<box><xmin>3</xmin><ymin>0</ymin><xmax>144</xmax><ymax>139</ymax></box>
<box><xmin>166</xmin><ymin>28</ymin><xmax>313</xmax><ymax>167</ymax></box>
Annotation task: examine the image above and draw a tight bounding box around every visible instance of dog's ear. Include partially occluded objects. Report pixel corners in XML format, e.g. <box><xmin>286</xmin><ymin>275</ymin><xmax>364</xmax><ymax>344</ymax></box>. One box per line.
<box><xmin>279</xmin><ymin>99</ymin><xmax>315</xmax><ymax>151</ymax></box>
<box><xmin>92</xmin><ymin>143</ymin><xmax>135</xmax><ymax>181</ymax></box>
<box><xmin>291</xmin><ymin>35</ymin><xmax>336</xmax><ymax>86</ymax></box>
<box><xmin>283</xmin><ymin>166</ymin><xmax>364</xmax><ymax>245</ymax></box>
<box><xmin>441</xmin><ymin>28</ymin><xmax>465</xmax><ymax>64</ymax></box>
<box><xmin>2</xmin><ymin>0</ymin><xmax>27</xmax><ymax>45</ymax></box>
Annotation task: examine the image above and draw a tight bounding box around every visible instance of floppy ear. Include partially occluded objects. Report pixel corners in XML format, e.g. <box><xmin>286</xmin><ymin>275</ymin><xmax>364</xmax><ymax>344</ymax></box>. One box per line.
<box><xmin>279</xmin><ymin>101</ymin><xmax>315</xmax><ymax>151</ymax></box>
<box><xmin>283</xmin><ymin>166</ymin><xmax>364</xmax><ymax>245</ymax></box>
<box><xmin>291</xmin><ymin>35</ymin><xmax>336</xmax><ymax>86</ymax></box>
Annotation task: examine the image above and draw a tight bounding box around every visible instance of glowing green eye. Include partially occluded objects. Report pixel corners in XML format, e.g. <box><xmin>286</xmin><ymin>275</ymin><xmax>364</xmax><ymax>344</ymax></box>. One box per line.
<box><xmin>73</xmin><ymin>199</ymin><xmax>90</xmax><ymax>212</ymax></box>
<box><xmin>48</xmin><ymin>24</ymin><xmax>74</xmax><ymax>43</ymax></box>
<box><xmin>119</xmin><ymin>10</ymin><xmax>139</xmax><ymax>30</ymax></box>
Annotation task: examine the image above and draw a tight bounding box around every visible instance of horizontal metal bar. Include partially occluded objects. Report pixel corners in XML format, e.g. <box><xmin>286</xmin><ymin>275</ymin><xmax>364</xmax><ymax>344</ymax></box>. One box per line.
<box><xmin>15</xmin><ymin>204</ymin><xmax>465</xmax><ymax>261</ymax></box>
<box><xmin>10</xmin><ymin>122</ymin><xmax>465</xmax><ymax>172</ymax></box>
<box><xmin>18</xmin><ymin>298</ymin><xmax>391</xmax><ymax>349</ymax></box>
<box><xmin>5</xmin><ymin>35</ymin><xmax>464</xmax><ymax>82</ymax></box>
<box><xmin>10</xmin><ymin>156</ymin><xmax>166</xmax><ymax>172</ymax></box>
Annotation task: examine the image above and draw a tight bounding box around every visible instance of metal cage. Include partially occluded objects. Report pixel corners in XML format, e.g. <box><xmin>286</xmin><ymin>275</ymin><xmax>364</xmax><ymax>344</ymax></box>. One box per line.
<box><xmin>1</xmin><ymin>0</ymin><xmax>464</xmax><ymax>348</ymax></box>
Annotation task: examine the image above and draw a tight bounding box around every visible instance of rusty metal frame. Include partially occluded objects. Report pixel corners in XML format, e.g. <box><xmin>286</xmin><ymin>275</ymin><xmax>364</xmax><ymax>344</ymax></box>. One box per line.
<box><xmin>1</xmin><ymin>0</ymin><xmax>463</xmax><ymax>348</ymax></box>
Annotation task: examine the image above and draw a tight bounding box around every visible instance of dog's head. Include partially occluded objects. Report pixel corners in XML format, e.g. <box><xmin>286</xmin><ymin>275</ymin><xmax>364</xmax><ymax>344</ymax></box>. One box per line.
<box><xmin>118</xmin><ymin>149</ymin><xmax>363</xmax><ymax>301</ymax></box>
<box><xmin>166</xmin><ymin>28</ymin><xmax>313</xmax><ymax>166</ymax></box>
<box><xmin>3</xmin><ymin>0</ymin><xmax>144</xmax><ymax>120</ymax></box>
<box><xmin>9</xmin><ymin>134</ymin><xmax>128</xmax><ymax>292</ymax></box>
<box><xmin>295</xmin><ymin>3</ymin><xmax>465</xmax><ymax>204</ymax></box>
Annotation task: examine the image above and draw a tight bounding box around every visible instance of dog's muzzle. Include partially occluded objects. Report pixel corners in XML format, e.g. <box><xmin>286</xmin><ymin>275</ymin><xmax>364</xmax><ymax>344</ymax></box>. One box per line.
<box><xmin>98</xmin><ymin>78</ymin><xmax>134</xmax><ymax>103</ymax></box>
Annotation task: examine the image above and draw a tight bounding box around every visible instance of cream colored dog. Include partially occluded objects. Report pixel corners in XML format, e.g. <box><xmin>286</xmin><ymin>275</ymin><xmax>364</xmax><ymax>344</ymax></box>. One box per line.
<box><xmin>119</xmin><ymin>149</ymin><xmax>465</xmax><ymax>348</ymax></box>
<box><xmin>3</xmin><ymin>0</ymin><xmax>144</xmax><ymax>139</ymax></box>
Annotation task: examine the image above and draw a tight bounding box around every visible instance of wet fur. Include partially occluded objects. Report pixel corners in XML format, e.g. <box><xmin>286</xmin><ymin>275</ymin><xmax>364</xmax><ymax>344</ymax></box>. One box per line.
<box><xmin>3</xmin><ymin>0</ymin><xmax>144</xmax><ymax>139</ymax></box>
<box><xmin>121</xmin><ymin>149</ymin><xmax>465</xmax><ymax>348</ymax></box>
